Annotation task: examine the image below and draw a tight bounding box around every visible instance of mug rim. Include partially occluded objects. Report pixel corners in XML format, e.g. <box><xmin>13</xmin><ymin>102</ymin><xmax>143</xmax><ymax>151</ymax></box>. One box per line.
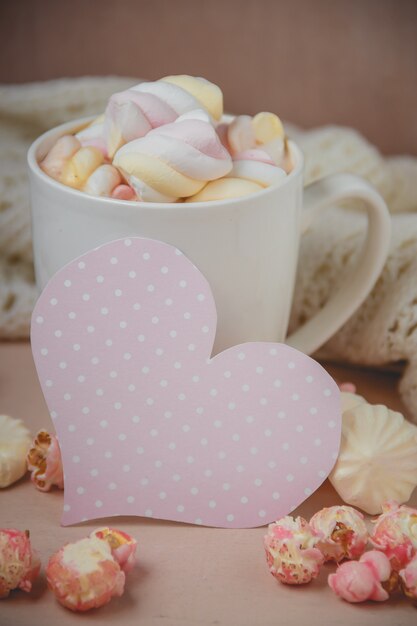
<box><xmin>27</xmin><ymin>115</ymin><xmax>304</xmax><ymax>210</ymax></box>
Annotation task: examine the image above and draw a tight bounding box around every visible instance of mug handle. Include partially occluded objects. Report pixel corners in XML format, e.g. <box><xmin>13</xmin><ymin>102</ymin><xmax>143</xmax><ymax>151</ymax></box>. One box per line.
<box><xmin>286</xmin><ymin>173</ymin><xmax>391</xmax><ymax>355</ymax></box>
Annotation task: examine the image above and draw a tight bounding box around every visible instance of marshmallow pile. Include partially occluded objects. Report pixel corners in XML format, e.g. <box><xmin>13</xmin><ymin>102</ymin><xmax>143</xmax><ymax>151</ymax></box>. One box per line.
<box><xmin>40</xmin><ymin>75</ymin><xmax>292</xmax><ymax>203</ymax></box>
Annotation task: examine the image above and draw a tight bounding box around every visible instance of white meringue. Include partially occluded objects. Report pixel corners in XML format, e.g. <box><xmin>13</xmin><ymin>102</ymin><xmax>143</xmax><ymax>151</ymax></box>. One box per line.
<box><xmin>341</xmin><ymin>391</ymin><xmax>367</xmax><ymax>412</ymax></box>
<box><xmin>329</xmin><ymin>403</ymin><xmax>417</xmax><ymax>514</ymax></box>
<box><xmin>0</xmin><ymin>415</ymin><xmax>31</xmax><ymax>488</ymax></box>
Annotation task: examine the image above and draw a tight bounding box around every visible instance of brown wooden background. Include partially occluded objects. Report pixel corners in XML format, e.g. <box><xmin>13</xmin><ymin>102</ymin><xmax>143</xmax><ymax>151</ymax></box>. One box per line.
<box><xmin>1</xmin><ymin>0</ymin><xmax>416</xmax><ymax>155</ymax></box>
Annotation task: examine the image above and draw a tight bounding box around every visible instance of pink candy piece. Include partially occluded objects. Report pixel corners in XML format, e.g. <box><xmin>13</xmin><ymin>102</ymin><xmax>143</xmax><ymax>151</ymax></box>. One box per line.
<box><xmin>0</xmin><ymin>529</ymin><xmax>41</xmax><ymax>598</ymax></box>
<box><xmin>264</xmin><ymin>516</ymin><xmax>324</xmax><ymax>585</ymax></box>
<box><xmin>370</xmin><ymin>501</ymin><xmax>417</xmax><ymax>571</ymax></box>
<box><xmin>339</xmin><ymin>382</ymin><xmax>357</xmax><ymax>393</ymax></box>
<box><xmin>328</xmin><ymin>550</ymin><xmax>391</xmax><ymax>603</ymax></box>
<box><xmin>111</xmin><ymin>184</ymin><xmax>137</xmax><ymax>201</ymax></box>
<box><xmin>400</xmin><ymin>554</ymin><xmax>417</xmax><ymax>601</ymax></box>
<box><xmin>26</xmin><ymin>429</ymin><xmax>64</xmax><ymax>492</ymax></box>
<box><xmin>46</xmin><ymin>528</ymin><xmax>137</xmax><ymax>611</ymax></box>
<box><xmin>310</xmin><ymin>505</ymin><xmax>368</xmax><ymax>562</ymax></box>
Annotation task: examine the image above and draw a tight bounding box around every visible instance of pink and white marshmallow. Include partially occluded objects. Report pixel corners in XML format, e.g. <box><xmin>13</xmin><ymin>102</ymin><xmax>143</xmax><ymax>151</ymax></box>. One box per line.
<box><xmin>83</xmin><ymin>164</ymin><xmax>122</xmax><ymax>197</ymax></box>
<box><xmin>105</xmin><ymin>75</ymin><xmax>223</xmax><ymax>157</ymax></box>
<box><xmin>75</xmin><ymin>116</ymin><xmax>107</xmax><ymax>157</ymax></box>
<box><xmin>187</xmin><ymin>148</ymin><xmax>285</xmax><ymax>202</ymax></box>
<box><xmin>113</xmin><ymin>110</ymin><xmax>232</xmax><ymax>202</ymax></box>
<box><xmin>40</xmin><ymin>135</ymin><xmax>82</xmax><ymax>181</ymax></box>
<box><xmin>219</xmin><ymin>112</ymin><xmax>289</xmax><ymax>167</ymax></box>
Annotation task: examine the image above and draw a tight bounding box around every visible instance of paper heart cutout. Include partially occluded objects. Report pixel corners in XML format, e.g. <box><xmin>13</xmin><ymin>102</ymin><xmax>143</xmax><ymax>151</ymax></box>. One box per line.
<box><xmin>31</xmin><ymin>237</ymin><xmax>341</xmax><ymax>528</ymax></box>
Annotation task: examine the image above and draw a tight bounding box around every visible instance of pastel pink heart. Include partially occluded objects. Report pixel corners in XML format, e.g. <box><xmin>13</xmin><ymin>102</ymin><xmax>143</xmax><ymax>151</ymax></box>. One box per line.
<box><xmin>31</xmin><ymin>238</ymin><xmax>341</xmax><ymax>528</ymax></box>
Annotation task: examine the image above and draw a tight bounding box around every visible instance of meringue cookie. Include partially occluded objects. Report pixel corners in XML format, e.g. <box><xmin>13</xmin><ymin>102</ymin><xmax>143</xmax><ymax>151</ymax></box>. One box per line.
<box><xmin>340</xmin><ymin>391</ymin><xmax>366</xmax><ymax>412</ymax></box>
<box><xmin>309</xmin><ymin>505</ymin><xmax>368</xmax><ymax>562</ymax></box>
<box><xmin>264</xmin><ymin>516</ymin><xmax>324</xmax><ymax>585</ymax></box>
<box><xmin>105</xmin><ymin>75</ymin><xmax>223</xmax><ymax>157</ymax></box>
<box><xmin>328</xmin><ymin>550</ymin><xmax>391</xmax><ymax>603</ymax></box>
<box><xmin>0</xmin><ymin>415</ymin><xmax>31</xmax><ymax>488</ymax></box>
<box><xmin>113</xmin><ymin>110</ymin><xmax>232</xmax><ymax>202</ymax></box>
<box><xmin>330</xmin><ymin>403</ymin><xmax>417</xmax><ymax>514</ymax></box>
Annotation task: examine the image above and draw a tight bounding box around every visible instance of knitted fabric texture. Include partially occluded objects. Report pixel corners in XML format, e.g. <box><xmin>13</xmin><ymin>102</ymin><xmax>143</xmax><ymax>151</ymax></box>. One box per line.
<box><xmin>1</xmin><ymin>78</ymin><xmax>417</xmax><ymax>420</ymax></box>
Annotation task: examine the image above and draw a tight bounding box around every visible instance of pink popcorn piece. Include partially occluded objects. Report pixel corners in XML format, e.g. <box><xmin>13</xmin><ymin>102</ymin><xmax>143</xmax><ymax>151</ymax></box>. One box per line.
<box><xmin>90</xmin><ymin>528</ymin><xmax>137</xmax><ymax>573</ymax></box>
<box><xmin>264</xmin><ymin>516</ymin><xmax>324</xmax><ymax>585</ymax></box>
<box><xmin>0</xmin><ymin>529</ymin><xmax>41</xmax><ymax>598</ymax></box>
<box><xmin>46</xmin><ymin>527</ymin><xmax>137</xmax><ymax>611</ymax></box>
<box><xmin>310</xmin><ymin>505</ymin><xmax>368</xmax><ymax>562</ymax></box>
<box><xmin>400</xmin><ymin>554</ymin><xmax>417</xmax><ymax>602</ymax></box>
<box><xmin>370</xmin><ymin>501</ymin><xmax>417</xmax><ymax>571</ymax></box>
<box><xmin>339</xmin><ymin>381</ymin><xmax>357</xmax><ymax>393</ymax></box>
<box><xmin>328</xmin><ymin>550</ymin><xmax>392</xmax><ymax>603</ymax></box>
<box><xmin>27</xmin><ymin>429</ymin><xmax>64</xmax><ymax>492</ymax></box>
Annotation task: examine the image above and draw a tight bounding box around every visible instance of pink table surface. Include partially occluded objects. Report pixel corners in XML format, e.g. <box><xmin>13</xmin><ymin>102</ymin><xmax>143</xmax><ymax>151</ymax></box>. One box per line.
<box><xmin>1</xmin><ymin>341</ymin><xmax>416</xmax><ymax>626</ymax></box>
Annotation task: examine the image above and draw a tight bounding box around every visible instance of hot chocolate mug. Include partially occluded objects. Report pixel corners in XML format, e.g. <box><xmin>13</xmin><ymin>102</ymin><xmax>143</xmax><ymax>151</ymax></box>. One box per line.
<box><xmin>28</xmin><ymin>117</ymin><xmax>391</xmax><ymax>355</ymax></box>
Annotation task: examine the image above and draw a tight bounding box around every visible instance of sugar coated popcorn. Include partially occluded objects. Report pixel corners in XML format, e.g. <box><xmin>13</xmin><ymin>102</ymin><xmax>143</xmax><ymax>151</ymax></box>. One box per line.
<box><xmin>0</xmin><ymin>529</ymin><xmax>40</xmax><ymax>598</ymax></box>
<box><xmin>309</xmin><ymin>505</ymin><xmax>368</xmax><ymax>562</ymax></box>
<box><xmin>328</xmin><ymin>550</ymin><xmax>392</xmax><ymax>603</ymax></box>
<box><xmin>46</xmin><ymin>527</ymin><xmax>137</xmax><ymax>611</ymax></box>
<box><xmin>27</xmin><ymin>429</ymin><xmax>64</xmax><ymax>492</ymax></box>
<box><xmin>264</xmin><ymin>516</ymin><xmax>324</xmax><ymax>585</ymax></box>
<box><xmin>370</xmin><ymin>501</ymin><xmax>417</xmax><ymax>571</ymax></box>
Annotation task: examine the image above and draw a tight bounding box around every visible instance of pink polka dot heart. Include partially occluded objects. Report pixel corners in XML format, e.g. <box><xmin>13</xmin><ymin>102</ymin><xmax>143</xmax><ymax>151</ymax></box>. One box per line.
<box><xmin>31</xmin><ymin>238</ymin><xmax>341</xmax><ymax>528</ymax></box>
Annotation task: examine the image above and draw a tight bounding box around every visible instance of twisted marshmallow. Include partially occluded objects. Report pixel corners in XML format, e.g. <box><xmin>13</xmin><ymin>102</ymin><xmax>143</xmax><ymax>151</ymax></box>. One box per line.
<box><xmin>186</xmin><ymin>148</ymin><xmax>285</xmax><ymax>202</ymax></box>
<box><xmin>105</xmin><ymin>75</ymin><xmax>223</xmax><ymax>158</ymax></box>
<box><xmin>113</xmin><ymin>110</ymin><xmax>232</xmax><ymax>202</ymax></box>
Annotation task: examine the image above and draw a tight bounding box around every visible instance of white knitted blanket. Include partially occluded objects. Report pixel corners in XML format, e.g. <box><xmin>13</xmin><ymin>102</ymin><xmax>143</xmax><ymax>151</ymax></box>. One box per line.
<box><xmin>2</xmin><ymin>78</ymin><xmax>417</xmax><ymax>420</ymax></box>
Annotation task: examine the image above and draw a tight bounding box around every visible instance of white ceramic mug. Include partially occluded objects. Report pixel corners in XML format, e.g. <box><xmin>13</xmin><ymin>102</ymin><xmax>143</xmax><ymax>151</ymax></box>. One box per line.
<box><xmin>28</xmin><ymin>117</ymin><xmax>391</xmax><ymax>355</ymax></box>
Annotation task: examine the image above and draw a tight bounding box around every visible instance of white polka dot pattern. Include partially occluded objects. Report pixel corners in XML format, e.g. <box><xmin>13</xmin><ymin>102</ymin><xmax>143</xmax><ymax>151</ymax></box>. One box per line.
<box><xmin>31</xmin><ymin>238</ymin><xmax>341</xmax><ymax>528</ymax></box>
